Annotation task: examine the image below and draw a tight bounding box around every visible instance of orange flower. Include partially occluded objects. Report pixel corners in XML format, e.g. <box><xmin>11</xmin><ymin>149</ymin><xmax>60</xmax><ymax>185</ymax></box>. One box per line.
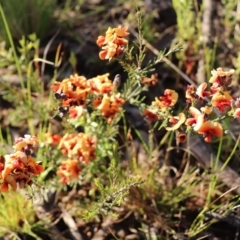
<box><xmin>2</xmin><ymin>153</ymin><xmax>43</xmax><ymax>179</ymax></box>
<box><xmin>25</xmin><ymin>156</ymin><xmax>44</xmax><ymax>175</ymax></box>
<box><xmin>160</xmin><ymin>89</ymin><xmax>178</xmax><ymax>107</ymax></box>
<box><xmin>152</xmin><ymin>89</ymin><xmax>178</xmax><ymax>109</ymax></box>
<box><xmin>52</xmin><ymin>75</ymin><xmax>90</xmax><ymax>107</ymax></box>
<box><xmin>196</xmin><ymin>121</ymin><xmax>223</xmax><ymax>142</ymax></box>
<box><xmin>96</xmin><ymin>35</ymin><xmax>106</xmax><ymax>47</ymax></box>
<box><xmin>51</xmin><ymin>82</ymin><xmax>61</xmax><ymax>92</ymax></box>
<box><xmin>99</xmin><ymin>42</ymin><xmax>118</xmax><ymax>60</ymax></box>
<box><xmin>233</xmin><ymin>108</ymin><xmax>240</xmax><ymax>118</ymax></box>
<box><xmin>0</xmin><ymin>135</ymin><xmax>43</xmax><ymax>192</ymax></box>
<box><xmin>142</xmin><ymin>109</ymin><xmax>159</xmax><ymax>122</ymax></box>
<box><xmin>105</xmin><ymin>26</ymin><xmax>129</xmax><ymax>44</ymax></box>
<box><xmin>97</xmin><ymin>26</ymin><xmax>129</xmax><ymax>60</ymax></box>
<box><xmin>99</xmin><ymin>44</ymin><xmax>125</xmax><ymax>60</ymax></box>
<box><xmin>113</xmin><ymin>26</ymin><xmax>129</xmax><ymax>38</ymax></box>
<box><xmin>166</xmin><ymin>113</ymin><xmax>186</xmax><ymax>131</ymax></box>
<box><xmin>88</xmin><ymin>74</ymin><xmax>114</xmax><ymax>94</ymax></box>
<box><xmin>196</xmin><ymin>82</ymin><xmax>211</xmax><ymax>99</ymax></box>
<box><xmin>211</xmin><ymin>91</ymin><xmax>232</xmax><ymax>112</ymax></box>
<box><xmin>97</xmin><ymin>93</ymin><xmax>125</xmax><ymax>120</ymax></box>
<box><xmin>1</xmin><ymin>175</ymin><xmax>17</xmax><ymax>192</ymax></box>
<box><xmin>209</xmin><ymin>68</ymin><xmax>235</xmax><ymax>86</ymax></box>
<box><xmin>2</xmin><ymin>152</ymin><xmax>27</xmax><ymax>179</ymax></box>
<box><xmin>185</xmin><ymin>107</ymin><xmax>202</xmax><ymax>127</ymax></box>
<box><xmin>57</xmin><ymin>159</ymin><xmax>81</xmax><ymax>184</ymax></box>
<box><xmin>59</xmin><ymin>133</ymin><xmax>96</xmax><ymax>165</ymax></box>
<box><xmin>0</xmin><ymin>182</ymin><xmax>9</xmax><ymax>192</ymax></box>
<box><xmin>188</xmin><ymin>108</ymin><xmax>223</xmax><ymax>142</ymax></box>
<box><xmin>0</xmin><ymin>152</ymin><xmax>43</xmax><ymax>192</ymax></box>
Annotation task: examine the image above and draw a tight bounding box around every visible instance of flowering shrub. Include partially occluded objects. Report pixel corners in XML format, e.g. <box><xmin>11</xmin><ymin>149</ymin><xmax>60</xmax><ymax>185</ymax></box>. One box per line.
<box><xmin>142</xmin><ymin>67</ymin><xmax>236</xmax><ymax>143</ymax></box>
<box><xmin>1</xmin><ymin>24</ymin><xmax>239</xmax><ymax>195</ymax></box>
<box><xmin>51</xmin><ymin>73</ymin><xmax>125</xmax><ymax>123</ymax></box>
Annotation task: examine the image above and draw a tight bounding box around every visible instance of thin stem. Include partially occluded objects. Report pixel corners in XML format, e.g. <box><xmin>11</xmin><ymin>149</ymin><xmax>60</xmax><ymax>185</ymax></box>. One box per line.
<box><xmin>0</xmin><ymin>4</ymin><xmax>24</xmax><ymax>94</ymax></box>
<box><xmin>220</xmin><ymin>135</ymin><xmax>240</xmax><ymax>171</ymax></box>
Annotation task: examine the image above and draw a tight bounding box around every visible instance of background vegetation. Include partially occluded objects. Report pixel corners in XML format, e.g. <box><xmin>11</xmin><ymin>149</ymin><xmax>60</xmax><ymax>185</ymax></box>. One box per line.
<box><xmin>1</xmin><ymin>0</ymin><xmax>240</xmax><ymax>239</ymax></box>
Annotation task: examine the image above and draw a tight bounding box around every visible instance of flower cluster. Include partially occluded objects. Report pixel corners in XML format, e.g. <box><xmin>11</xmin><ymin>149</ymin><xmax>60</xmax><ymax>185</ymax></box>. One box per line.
<box><xmin>51</xmin><ymin>74</ymin><xmax>125</xmax><ymax>123</ymax></box>
<box><xmin>142</xmin><ymin>68</ymin><xmax>239</xmax><ymax>143</ymax></box>
<box><xmin>143</xmin><ymin>89</ymin><xmax>179</xmax><ymax>122</ymax></box>
<box><xmin>183</xmin><ymin>68</ymin><xmax>236</xmax><ymax>142</ymax></box>
<box><xmin>56</xmin><ymin>133</ymin><xmax>96</xmax><ymax>184</ymax></box>
<box><xmin>96</xmin><ymin>26</ymin><xmax>129</xmax><ymax>60</ymax></box>
<box><xmin>0</xmin><ymin>135</ymin><xmax>44</xmax><ymax>192</ymax></box>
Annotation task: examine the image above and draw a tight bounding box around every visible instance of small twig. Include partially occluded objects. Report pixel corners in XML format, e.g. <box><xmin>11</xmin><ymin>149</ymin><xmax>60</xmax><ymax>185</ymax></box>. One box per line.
<box><xmin>41</xmin><ymin>29</ymin><xmax>60</xmax><ymax>77</ymax></box>
<box><xmin>205</xmin><ymin>210</ymin><xmax>240</xmax><ymax>227</ymax></box>
<box><xmin>128</xmin><ymin>26</ymin><xmax>197</xmax><ymax>87</ymax></box>
<box><xmin>60</xmin><ymin>206</ymin><xmax>84</xmax><ymax>240</ymax></box>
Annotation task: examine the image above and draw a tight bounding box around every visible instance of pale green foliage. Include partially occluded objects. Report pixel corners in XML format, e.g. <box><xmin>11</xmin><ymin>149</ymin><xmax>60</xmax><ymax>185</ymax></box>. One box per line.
<box><xmin>172</xmin><ymin>0</ymin><xmax>198</xmax><ymax>41</ymax></box>
<box><xmin>221</xmin><ymin>0</ymin><xmax>239</xmax><ymax>40</ymax></box>
<box><xmin>81</xmin><ymin>161</ymin><xmax>144</xmax><ymax>220</ymax></box>
<box><xmin>0</xmin><ymin>192</ymin><xmax>46</xmax><ymax>239</ymax></box>
<box><xmin>0</xmin><ymin>34</ymin><xmax>39</xmax><ymax>75</ymax></box>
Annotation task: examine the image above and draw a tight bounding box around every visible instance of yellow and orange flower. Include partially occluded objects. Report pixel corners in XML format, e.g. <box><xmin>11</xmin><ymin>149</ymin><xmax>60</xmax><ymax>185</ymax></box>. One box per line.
<box><xmin>152</xmin><ymin>89</ymin><xmax>178</xmax><ymax>109</ymax></box>
<box><xmin>166</xmin><ymin>113</ymin><xmax>186</xmax><ymax>131</ymax></box>
<box><xmin>195</xmin><ymin>121</ymin><xmax>223</xmax><ymax>142</ymax></box>
<box><xmin>97</xmin><ymin>26</ymin><xmax>129</xmax><ymax>60</ymax></box>
<box><xmin>211</xmin><ymin>91</ymin><xmax>232</xmax><ymax>112</ymax></box>
<box><xmin>233</xmin><ymin>108</ymin><xmax>240</xmax><ymax>118</ymax></box>
<box><xmin>88</xmin><ymin>74</ymin><xmax>114</xmax><ymax>94</ymax></box>
<box><xmin>96</xmin><ymin>35</ymin><xmax>105</xmax><ymax>47</ymax></box>
<box><xmin>57</xmin><ymin>159</ymin><xmax>81</xmax><ymax>184</ymax></box>
<box><xmin>209</xmin><ymin>68</ymin><xmax>235</xmax><ymax>86</ymax></box>
<box><xmin>196</xmin><ymin>82</ymin><xmax>211</xmax><ymax>99</ymax></box>
<box><xmin>58</xmin><ymin>133</ymin><xmax>96</xmax><ymax>165</ymax></box>
<box><xmin>97</xmin><ymin>26</ymin><xmax>129</xmax><ymax>46</ymax></box>
<box><xmin>96</xmin><ymin>93</ymin><xmax>125</xmax><ymax>121</ymax></box>
<box><xmin>0</xmin><ymin>138</ymin><xmax>44</xmax><ymax>192</ymax></box>
<box><xmin>52</xmin><ymin>75</ymin><xmax>90</xmax><ymax>107</ymax></box>
<box><xmin>187</xmin><ymin>109</ymin><xmax>223</xmax><ymax>142</ymax></box>
<box><xmin>160</xmin><ymin>89</ymin><xmax>178</xmax><ymax>107</ymax></box>
<box><xmin>99</xmin><ymin>43</ymin><xmax>124</xmax><ymax>60</ymax></box>
<box><xmin>185</xmin><ymin>107</ymin><xmax>202</xmax><ymax>127</ymax></box>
